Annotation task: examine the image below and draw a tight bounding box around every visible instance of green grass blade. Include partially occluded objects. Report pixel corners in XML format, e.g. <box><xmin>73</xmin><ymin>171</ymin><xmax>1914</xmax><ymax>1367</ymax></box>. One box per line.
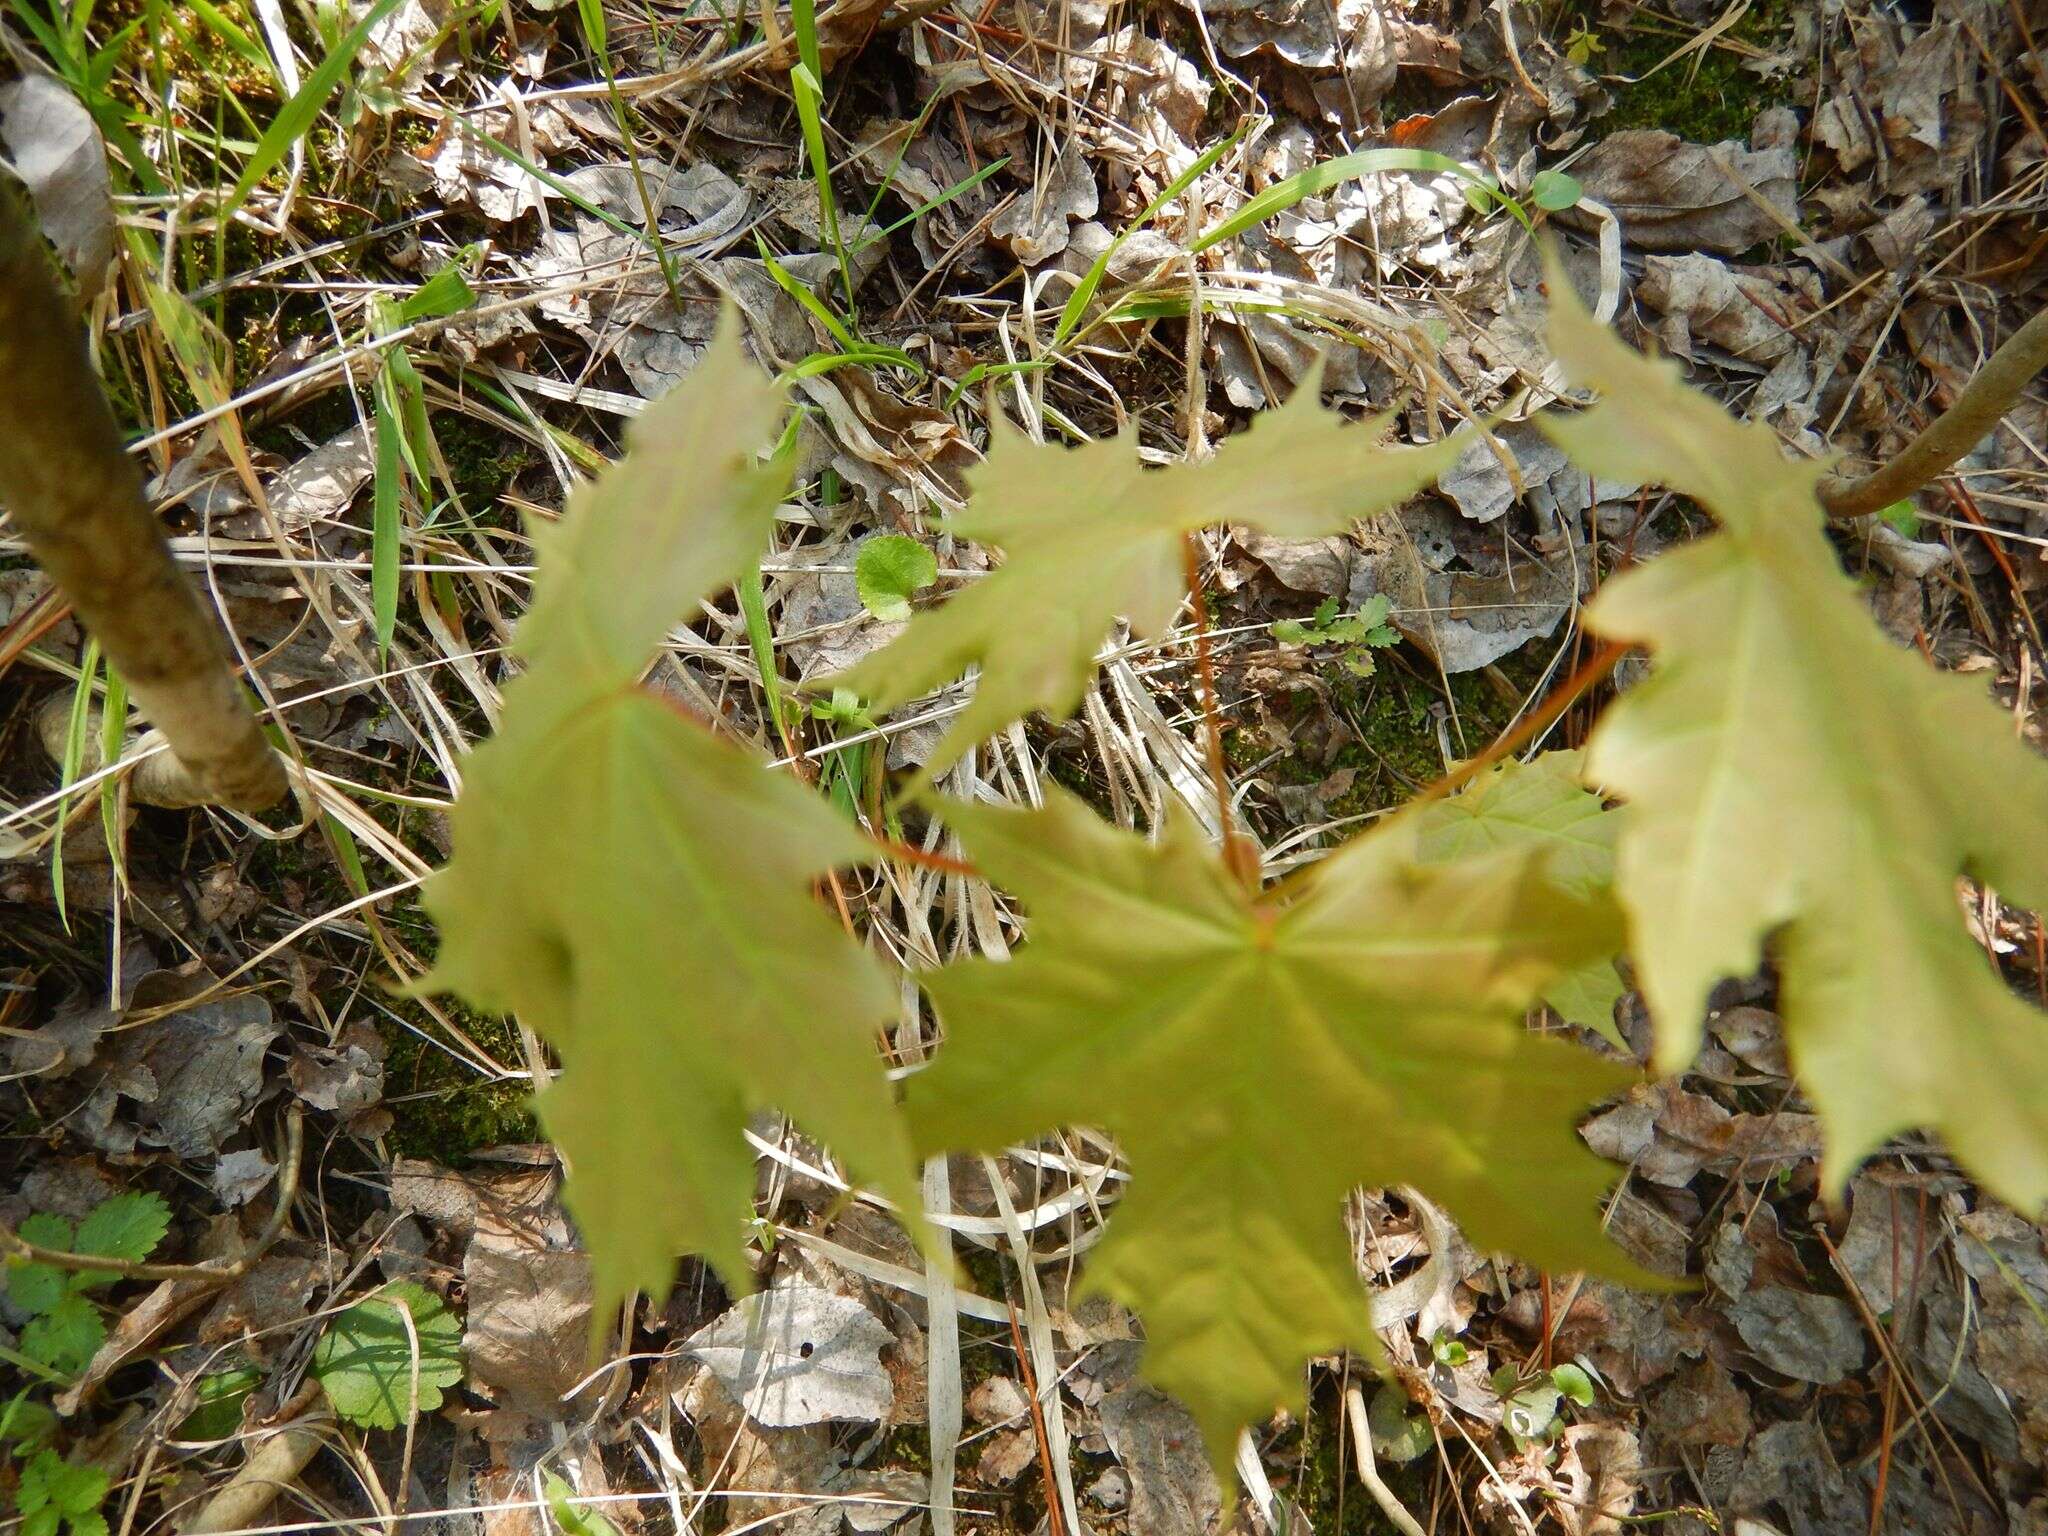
<box><xmin>782</xmin><ymin>346</ymin><xmax>923</xmax><ymax>381</ymax></box>
<box><xmin>372</xmin><ymin>364</ymin><xmax>406</xmax><ymax>664</ymax></box>
<box><xmin>1052</xmin><ymin>124</ymin><xmax>1245</xmax><ymax>350</ymax></box>
<box><xmin>1191</xmin><ymin>147</ymin><xmax>1519</xmax><ymax>252</ymax></box>
<box><xmin>848</xmin><ymin>156</ymin><xmax>1008</xmax><ymax>253</ymax></box>
<box><xmin>98</xmin><ymin>663</ymin><xmax>127</xmax><ymax>878</ymax></box>
<box><xmin>223</xmin><ymin>0</ymin><xmax>406</xmax><ymax>220</ymax></box>
<box><xmin>473</xmin><ymin>129</ymin><xmax>658</xmax><ymax>250</ymax></box>
<box><xmin>786</xmin><ymin>0</ymin><xmax>855</xmax><ymax>320</ymax></box>
<box><xmin>51</xmin><ymin>639</ymin><xmax>102</xmax><ymax>931</ymax></box>
<box><xmin>739</xmin><ymin>565</ymin><xmax>795</xmax><ymax>758</ymax></box>
<box><xmin>859</xmin><ymin>91</ymin><xmax>947</xmax><ymax>226</ymax></box>
<box><xmin>758</xmin><ymin>241</ymin><xmax>861</xmax><ymax>352</ymax></box>
<box><xmin>942</xmin><ymin>358</ymin><xmax>1050</xmax><ymax>412</ymax></box>
<box><xmin>183</xmin><ymin>0</ymin><xmax>267</xmax><ymax>67</ymax></box>
<box><xmin>395</xmin><ymin>254</ymin><xmax>479</xmax><ymax>324</ymax></box>
<box><xmin>326</xmin><ymin>813</ymin><xmax>372</xmax><ymax>898</ymax></box>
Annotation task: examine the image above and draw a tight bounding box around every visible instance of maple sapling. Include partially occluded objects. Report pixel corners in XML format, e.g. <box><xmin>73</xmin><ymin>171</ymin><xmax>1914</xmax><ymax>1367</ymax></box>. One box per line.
<box><xmin>0</xmin><ymin>180</ymin><xmax>285</xmax><ymax>813</ymax></box>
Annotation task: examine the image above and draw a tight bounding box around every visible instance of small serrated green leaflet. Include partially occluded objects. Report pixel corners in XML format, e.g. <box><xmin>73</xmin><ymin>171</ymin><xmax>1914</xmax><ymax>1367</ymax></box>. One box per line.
<box><xmin>1411</xmin><ymin>751</ymin><xmax>1627</xmax><ymax>1047</ymax></box>
<box><xmin>71</xmin><ymin>1192</ymin><xmax>172</xmax><ymax>1289</ymax></box>
<box><xmin>312</xmin><ymin>1282</ymin><xmax>463</xmax><ymax>1430</ymax></box>
<box><xmin>17</xmin><ymin>1452</ymin><xmax>107</xmax><ymax>1536</ymax></box>
<box><xmin>22</xmin><ymin>1296</ymin><xmax>104</xmax><ymax>1379</ymax></box>
<box><xmin>424</xmin><ymin>310</ymin><xmax>923</xmax><ymax>1312</ymax></box>
<box><xmin>9</xmin><ymin>1261</ymin><xmax>65</xmax><ymax>1318</ymax></box>
<box><xmin>1536</xmin><ymin>259</ymin><xmax>2048</xmax><ymax>1205</ymax></box>
<box><xmin>832</xmin><ymin>384</ymin><xmax>1468</xmax><ymax>777</ymax></box>
<box><xmin>907</xmin><ymin>789</ymin><xmax>1650</xmax><ymax>1476</ymax></box>
<box><xmin>855</xmin><ymin>535</ymin><xmax>938</xmax><ymax>622</ymax></box>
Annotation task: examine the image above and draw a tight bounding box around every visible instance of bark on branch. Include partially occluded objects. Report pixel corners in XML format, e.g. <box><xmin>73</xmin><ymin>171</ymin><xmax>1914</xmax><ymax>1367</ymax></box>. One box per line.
<box><xmin>0</xmin><ymin>179</ymin><xmax>285</xmax><ymax>813</ymax></box>
<box><xmin>1818</xmin><ymin>305</ymin><xmax>2048</xmax><ymax>520</ymax></box>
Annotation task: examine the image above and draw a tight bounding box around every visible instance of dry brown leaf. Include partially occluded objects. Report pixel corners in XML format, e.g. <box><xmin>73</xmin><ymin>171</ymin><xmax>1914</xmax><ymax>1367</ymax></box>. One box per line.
<box><xmin>1561</xmin><ymin>130</ymin><xmax>1797</xmax><ymax>254</ymax></box>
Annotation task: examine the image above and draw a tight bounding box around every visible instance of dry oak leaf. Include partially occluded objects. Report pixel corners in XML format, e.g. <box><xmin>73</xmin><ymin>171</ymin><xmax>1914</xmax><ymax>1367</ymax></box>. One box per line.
<box><xmin>831</xmin><ymin>375</ymin><xmax>1467</xmax><ymax>776</ymax></box>
<box><xmin>906</xmin><ymin>788</ymin><xmax>1651</xmax><ymax>1474</ymax></box>
<box><xmin>1537</xmin><ymin>267</ymin><xmax>2048</xmax><ymax>1206</ymax></box>
<box><xmin>424</xmin><ymin>312</ymin><xmax>921</xmax><ymax>1311</ymax></box>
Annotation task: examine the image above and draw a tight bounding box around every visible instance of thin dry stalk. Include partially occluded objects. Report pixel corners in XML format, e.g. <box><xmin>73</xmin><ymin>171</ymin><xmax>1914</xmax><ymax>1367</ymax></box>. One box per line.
<box><xmin>1819</xmin><ymin>305</ymin><xmax>2048</xmax><ymax>518</ymax></box>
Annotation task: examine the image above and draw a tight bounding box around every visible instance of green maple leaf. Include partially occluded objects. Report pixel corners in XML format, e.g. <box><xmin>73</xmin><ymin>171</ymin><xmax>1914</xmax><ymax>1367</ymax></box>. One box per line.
<box><xmin>1536</xmin><ymin>268</ymin><xmax>2048</xmax><ymax>1204</ymax></box>
<box><xmin>1411</xmin><ymin>751</ymin><xmax>1627</xmax><ymax>1047</ymax></box>
<box><xmin>906</xmin><ymin>789</ymin><xmax>1648</xmax><ymax>1473</ymax></box>
<box><xmin>423</xmin><ymin>311</ymin><xmax>920</xmax><ymax>1309</ymax></box>
<box><xmin>832</xmin><ymin>381</ymin><xmax>1467</xmax><ymax>775</ymax></box>
<box><xmin>311</xmin><ymin>1282</ymin><xmax>463</xmax><ymax>1430</ymax></box>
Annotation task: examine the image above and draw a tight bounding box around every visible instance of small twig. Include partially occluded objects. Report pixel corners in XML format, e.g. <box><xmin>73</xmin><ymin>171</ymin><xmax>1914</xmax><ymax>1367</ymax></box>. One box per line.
<box><xmin>1407</xmin><ymin>641</ymin><xmax>1630</xmax><ymax>811</ymax></box>
<box><xmin>866</xmin><ymin>831</ymin><xmax>979</xmax><ymax>877</ymax></box>
<box><xmin>178</xmin><ymin>1386</ymin><xmax>331</xmax><ymax>1536</ymax></box>
<box><xmin>1342</xmin><ymin>1385</ymin><xmax>1428</xmax><ymax>1536</ymax></box>
<box><xmin>0</xmin><ymin>1107</ymin><xmax>303</xmax><ymax>1282</ymax></box>
<box><xmin>1005</xmin><ymin>1298</ymin><xmax>1067</xmax><ymax>1536</ymax></box>
<box><xmin>1182</xmin><ymin>533</ymin><xmax>1258</xmax><ymax>891</ymax></box>
<box><xmin>1818</xmin><ymin>306</ymin><xmax>2048</xmax><ymax>519</ymax></box>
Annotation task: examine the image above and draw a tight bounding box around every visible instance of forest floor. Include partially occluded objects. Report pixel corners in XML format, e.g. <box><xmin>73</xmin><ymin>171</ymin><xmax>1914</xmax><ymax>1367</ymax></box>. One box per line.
<box><xmin>3</xmin><ymin>0</ymin><xmax>2047</xmax><ymax>1533</ymax></box>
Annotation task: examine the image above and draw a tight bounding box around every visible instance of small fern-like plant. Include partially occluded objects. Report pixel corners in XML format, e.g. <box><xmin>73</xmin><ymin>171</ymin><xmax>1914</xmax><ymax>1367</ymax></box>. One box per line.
<box><xmin>424</xmin><ymin>272</ymin><xmax>2048</xmax><ymax>1477</ymax></box>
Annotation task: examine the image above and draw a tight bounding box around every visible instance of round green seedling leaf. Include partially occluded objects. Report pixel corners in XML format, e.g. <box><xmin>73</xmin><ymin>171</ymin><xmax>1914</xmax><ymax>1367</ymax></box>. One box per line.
<box><xmin>855</xmin><ymin>535</ymin><xmax>938</xmax><ymax>622</ymax></box>
<box><xmin>1550</xmin><ymin>1361</ymin><xmax>1595</xmax><ymax>1406</ymax></box>
<box><xmin>1530</xmin><ymin>169</ymin><xmax>1583</xmax><ymax>212</ymax></box>
<box><xmin>312</xmin><ymin>1282</ymin><xmax>463</xmax><ymax>1429</ymax></box>
<box><xmin>1367</xmin><ymin>1382</ymin><xmax>1434</xmax><ymax>1464</ymax></box>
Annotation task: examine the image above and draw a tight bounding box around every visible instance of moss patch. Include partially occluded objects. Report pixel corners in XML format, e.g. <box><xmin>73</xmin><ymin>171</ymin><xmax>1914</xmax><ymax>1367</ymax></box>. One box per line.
<box><xmin>1234</xmin><ymin>644</ymin><xmax>1550</xmax><ymax>824</ymax></box>
<box><xmin>379</xmin><ymin>999</ymin><xmax>538</xmax><ymax>1160</ymax></box>
<box><xmin>1266</xmin><ymin>1375</ymin><xmax>1436</xmax><ymax>1534</ymax></box>
<box><xmin>1562</xmin><ymin>0</ymin><xmax>1797</xmax><ymax>146</ymax></box>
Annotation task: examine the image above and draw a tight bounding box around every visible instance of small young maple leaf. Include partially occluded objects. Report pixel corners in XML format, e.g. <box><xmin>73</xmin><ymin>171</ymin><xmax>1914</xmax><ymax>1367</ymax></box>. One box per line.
<box><xmin>424</xmin><ymin>313</ymin><xmax>921</xmax><ymax>1310</ymax></box>
<box><xmin>829</xmin><ymin>380</ymin><xmax>1468</xmax><ymax>776</ymax></box>
<box><xmin>1411</xmin><ymin>750</ymin><xmax>1626</xmax><ymax>1046</ymax></box>
<box><xmin>1536</xmin><ymin>263</ymin><xmax>2048</xmax><ymax>1207</ymax></box>
<box><xmin>906</xmin><ymin>789</ymin><xmax>1649</xmax><ymax>1474</ymax></box>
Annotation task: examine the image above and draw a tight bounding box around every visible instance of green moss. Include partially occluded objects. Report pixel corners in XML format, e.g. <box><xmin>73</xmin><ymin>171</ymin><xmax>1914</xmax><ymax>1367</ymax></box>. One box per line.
<box><xmin>431</xmin><ymin>409</ymin><xmax>536</xmax><ymax>515</ymax></box>
<box><xmin>379</xmin><ymin>999</ymin><xmax>539</xmax><ymax>1159</ymax></box>
<box><xmin>1266</xmin><ymin>1376</ymin><xmax>1436</xmax><ymax>1535</ymax></box>
<box><xmin>1560</xmin><ymin>0</ymin><xmax>1797</xmax><ymax>145</ymax></box>
<box><xmin>1234</xmin><ymin>646</ymin><xmax>1546</xmax><ymax>825</ymax></box>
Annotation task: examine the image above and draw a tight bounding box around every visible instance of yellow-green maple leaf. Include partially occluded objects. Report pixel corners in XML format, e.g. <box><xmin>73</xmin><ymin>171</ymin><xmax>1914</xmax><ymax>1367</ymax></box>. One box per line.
<box><xmin>423</xmin><ymin>315</ymin><xmax>920</xmax><ymax>1308</ymax></box>
<box><xmin>832</xmin><ymin>385</ymin><xmax>1467</xmax><ymax>774</ymax></box>
<box><xmin>907</xmin><ymin>789</ymin><xmax>1648</xmax><ymax>1473</ymax></box>
<box><xmin>1412</xmin><ymin>750</ymin><xmax>1627</xmax><ymax>1047</ymax></box>
<box><xmin>1537</xmin><ymin>272</ymin><xmax>2048</xmax><ymax>1205</ymax></box>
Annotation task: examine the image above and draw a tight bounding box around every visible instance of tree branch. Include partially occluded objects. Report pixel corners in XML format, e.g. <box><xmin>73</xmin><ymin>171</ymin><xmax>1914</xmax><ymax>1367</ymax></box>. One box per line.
<box><xmin>0</xmin><ymin>179</ymin><xmax>286</xmax><ymax>812</ymax></box>
<box><xmin>1818</xmin><ymin>305</ymin><xmax>2048</xmax><ymax>521</ymax></box>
